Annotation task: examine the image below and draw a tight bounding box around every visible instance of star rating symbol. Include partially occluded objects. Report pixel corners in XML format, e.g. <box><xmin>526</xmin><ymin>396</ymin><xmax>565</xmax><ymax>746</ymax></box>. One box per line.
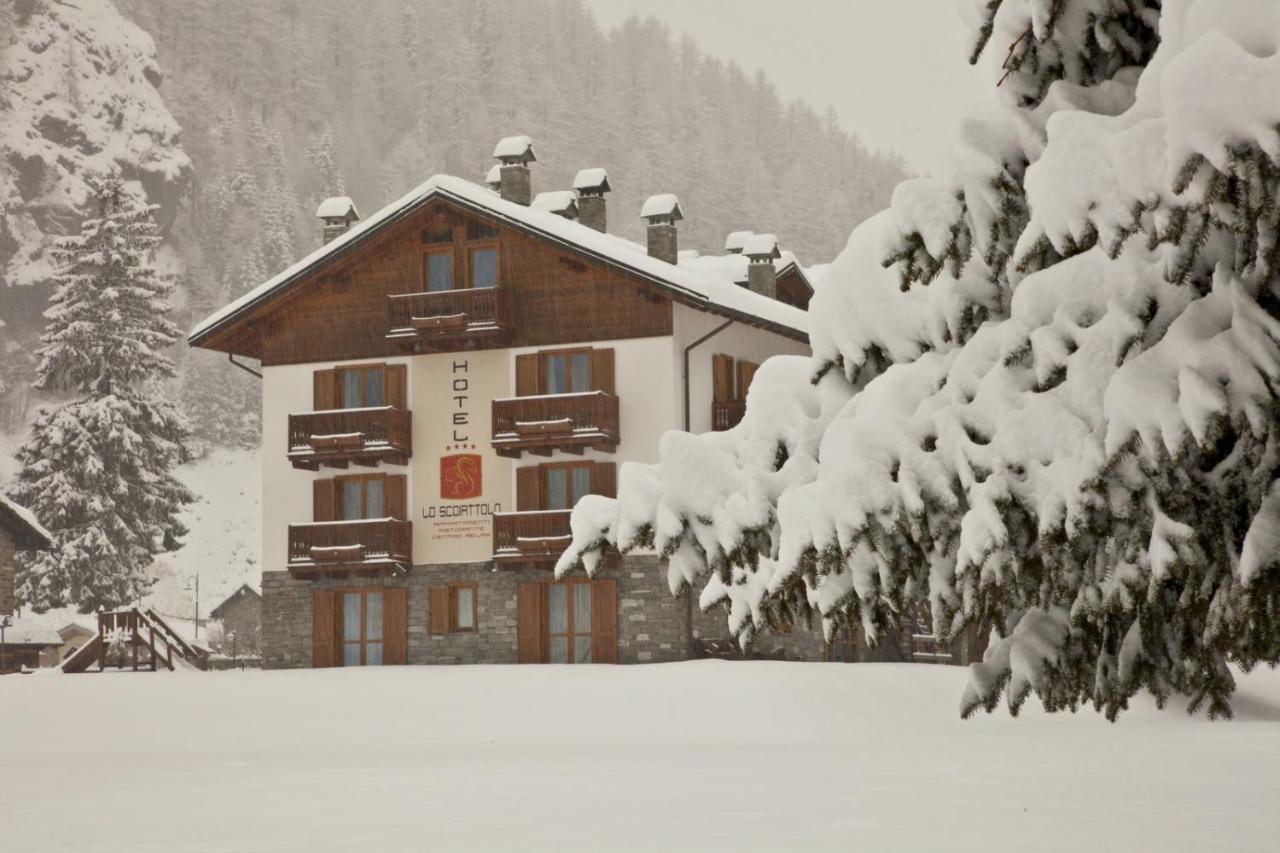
<box><xmin>445</xmin><ymin>444</ymin><xmax>478</xmax><ymax>451</ymax></box>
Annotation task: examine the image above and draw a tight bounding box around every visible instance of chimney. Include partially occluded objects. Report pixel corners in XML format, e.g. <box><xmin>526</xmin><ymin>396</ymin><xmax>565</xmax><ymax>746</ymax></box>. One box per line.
<box><xmin>743</xmin><ymin>233</ymin><xmax>780</xmax><ymax>299</ymax></box>
<box><xmin>573</xmin><ymin>168</ymin><xmax>611</xmax><ymax>232</ymax></box>
<box><xmin>492</xmin><ymin>135</ymin><xmax>536</xmax><ymax>206</ymax></box>
<box><xmin>485</xmin><ymin>164</ymin><xmax>502</xmax><ymax>192</ymax></box>
<box><xmin>640</xmin><ymin>194</ymin><xmax>683</xmax><ymax>264</ymax></box>
<box><xmin>532</xmin><ymin>191</ymin><xmax>579</xmax><ymax>221</ymax></box>
<box><xmin>315</xmin><ymin>196</ymin><xmax>359</xmax><ymax>245</ymax></box>
<box><xmin>724</xmin><ymin>230</ymin><xmax>753</xmax><ymax>255</ymax></box>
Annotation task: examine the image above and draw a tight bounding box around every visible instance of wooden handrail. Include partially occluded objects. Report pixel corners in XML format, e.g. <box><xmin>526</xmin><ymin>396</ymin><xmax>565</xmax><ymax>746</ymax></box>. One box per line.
<box><xmin>288</xmin><ymin>519</ymin><xmax>413</xmax><ymax>566</ymax></box>
<box><xmin>288</xmin><ymin>407</ymin><xmax>412</xmax><ymax>452</ymax></box>
<box><xmin>711</xmin><ymin>399</ymin><xmax>746</xmax><ymax>431</ymax></box>
<box><xmin>493</xmin><ymin>510</ymin><xmax>572</xmax><ymax>556</ymax></box>
<box><xmin>492</xmin><ymin>392</ymin><xmax>620</xmax><ymax>441</ymax></box>
<box><xmin>388</xmin><ymin>288</ymin><xmax>509</xmax><ymax>331</ymax></box>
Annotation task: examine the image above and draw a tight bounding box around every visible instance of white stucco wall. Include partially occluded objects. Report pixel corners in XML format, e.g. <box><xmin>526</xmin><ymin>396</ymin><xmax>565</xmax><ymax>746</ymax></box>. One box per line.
<box><xmin>672</xmin><ymin>303</ymin><xmax>811</xmax><ymax>435</ymax></box>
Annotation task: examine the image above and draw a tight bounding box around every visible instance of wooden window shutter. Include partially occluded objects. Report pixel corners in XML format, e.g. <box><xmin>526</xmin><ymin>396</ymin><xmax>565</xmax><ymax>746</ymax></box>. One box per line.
<box><xmin>516</xmin><ymin>465</ymin><xmax>542</xmax><ymax>511</ymax></box>
<box><xmin>385</xmin><ymin>364</ymin><xmax>408</xmax><ymax>409</ymax></box>
<box><xmin>312</xmin><ymin>590</ymin><xmax>338</xmax><ymax>668</ymax></box>
<box><xmin>382</xmin><ymin>587</ymin><xmax>408</xmax><ymax>664</ymax></box>
<box><xmin>712</xmin><ymin>354</ymin><xmax>735</xmax><ymax>403</ymax></box>
<box><xmin>591</xmin><ymin>461</ymin><xmax>617</xmax><ymax>499</ymax></box>
<box><xmin>515</xmin><ymin>353</ymin><xmax>540</xmax><ymax>396</ymax></box>
<box><xmin>590</xmin><ymin>348</ymin><xmax>615</xmax><ymax>394</ymax></box>
<box><xmin>313</xmin><ymin>369</ymin><xmax>338</xmax><ymax>410</ymax></box>
<box><xmin>736</xmin><ymin>360</ymin><xmax>758</xmax><ymax>401</ymax></box>
<box><xmin>313</xmin><ymin>479</ymin><xmax>336</xmax><ymax>522</ymax></box>
<box><xmin>516</xmin><ymin>582</ymin><xmax>544</xmax><ymax>663</ymax></box>
<box><xmin>386</xmin><ymin>475</ymin><xmax>408</xmax><ymax>520</ymax></box>
<box><xmin>591</xmin><ymin>580</ymin><xmax>618</xmax><ymax>664</ymax></box>
<box><xmin>428</xmin><ymin>585</ymin><xmax>450</xmax><ymax>635</ymax></box>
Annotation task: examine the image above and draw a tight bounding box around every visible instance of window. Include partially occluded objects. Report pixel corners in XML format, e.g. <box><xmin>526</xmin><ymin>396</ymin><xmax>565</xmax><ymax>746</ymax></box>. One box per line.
<box><xmin>471</xmin><ymin>248</ymin><xmax>498</xmax><ymax>289</ymax></box>
<box><xmin>545</xmin><ymin>463</ymin><xmax>592</xmax><ymax>510</ymax></box>
<box><xmin>336</xmin><ymin>365</ymin><xmax>385</xmax><ymax>409</ymax></box>
<box><xmin>543</xmin><ymin>349</ymin><xmax>591</xmax><ymax>395</ymax></box>
<box><xmin>547</xmin><ymin>582</ymin><xmax>593</xmax><ymax>663</ymax></box>
<box><xmin>426</xmin><ymin>252</ymin><xmax>454</xmax><ymax>292</ymax></box>
<box><xmin>337</xmin><ymin>474</ymin><xmax>385</xmax><ymax>520</ymax></box>
<box><xmin>451</xmin><ymin>583</ymin><xmax>476</xmax><ymax>632</ymax></box>
<box><xmin>342</xmin><ymin>590</ymin><xmax>383</xmax><ymax>666</ymax></box>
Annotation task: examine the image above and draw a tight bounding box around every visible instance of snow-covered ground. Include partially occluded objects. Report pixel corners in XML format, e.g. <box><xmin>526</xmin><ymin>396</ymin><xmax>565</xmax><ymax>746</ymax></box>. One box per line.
<box><xmin>1</xmin><ymin>662</ymin><xmax>1276</xmax><ymax>853</ymax></box>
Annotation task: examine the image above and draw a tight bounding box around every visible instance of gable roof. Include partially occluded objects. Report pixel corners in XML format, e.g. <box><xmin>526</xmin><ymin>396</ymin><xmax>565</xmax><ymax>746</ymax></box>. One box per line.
<box><xmin>1</xmin><ymin>619</ymin><xmax>61</xmax><ymax>647</ymax></box>
<box><xmin>0</xmin><ymin>496</ymin><xmax>52</xmax><ymax>550</ymax></box>
<box><xmin>210</xmin><ymin>584</ymin><xmax>261</xmax><ymax>619</ymax></box>
<box><xmin>189</xmin><ymin>174</ymin><xmax>808</xmax><ymax>350</ymax></box>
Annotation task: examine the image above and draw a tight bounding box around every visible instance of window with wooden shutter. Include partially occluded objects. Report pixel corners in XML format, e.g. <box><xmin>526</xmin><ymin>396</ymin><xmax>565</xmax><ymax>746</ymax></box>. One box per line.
<box><xmin>313</xmin><ymin>479</ymin><xmax>336</xmax><ymax>522</ymax></box>
<box><xmin>516</xmin><ymin>582</ymin><xmax>544</xmax><ymax>663</ymax></box>
<box><xmin>314</xmin><ymin>369</ymin><xmax>338</xmax><ymax>410</ymax></box>
<box><xmin>591</xmin><ymin>461</ymin><xmax>617</xmax><ymax>499</ymax></box>
<box><xmin>590</xmin><ymin>348</ymin><xmax>615</xmax><ymax>394</ymax></box>
<box><xmin>590</xmin><ymin>580</ymin><xmax>618</xmax><ymax>664</ymax></box>
<box><xmin>516</xmin><ymin>465</ymin><xmax>542</xmax><ymax>511</ymax></box>
<box><xmin>450</xmin><ymin>582</ymin><xmax>477</xmax><ymax>632</ymax></box>
<box><xmin>428</xmin><ymin>585</ymin><xmax>450</xmax><ymax>636</ymax></box>
<box><xmin>515</xmin><ymin>353</ymin><xmax>540</xmax><ymax>397</ymax></box>
<box><xmin>382</xmin><ymin>587</ymin><xmax>408</xmax><ymax>665</ymax></box>
<box><xmin>712</xmin><ymin>354</ymin><xmax>735</xmax><ymax>403</ymax></box>
<box><xmin>736</xmin><ymin>360</ymin><xmax>758</xmax><ymax>401</ymax></box>
<box><xmin>312</xmin><ymin>590</ymin><xmax>338</xmax><ymax>667</ymax></box>
<box><xmin>385</xmin><ymin>364</ymin><xmax>407</xmax><ymax>409</ymax></box>
<box><xmin>386</xmin><ymin>475</ymin><xmax>408</xmax><ymax>521</ymax></box>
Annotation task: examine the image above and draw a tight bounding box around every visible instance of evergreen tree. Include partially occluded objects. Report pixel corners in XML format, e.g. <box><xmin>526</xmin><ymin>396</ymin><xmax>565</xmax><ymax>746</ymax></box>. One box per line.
<box><xmin>11</xmin><ymin>171</ymin><xmax>193</xmax><ymax>613</ymax></box>
<box><xmin>558</xmin><ymin>0</ymin><xmax>1280</xmax><ymax>720</ymax></box>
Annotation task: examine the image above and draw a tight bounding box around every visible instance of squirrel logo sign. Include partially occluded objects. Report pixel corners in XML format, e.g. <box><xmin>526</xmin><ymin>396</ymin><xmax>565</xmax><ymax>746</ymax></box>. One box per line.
<box><xmin>440</xmin><ymin>453</ymin><xmax>483</xmax><ymax>500</ymax></box>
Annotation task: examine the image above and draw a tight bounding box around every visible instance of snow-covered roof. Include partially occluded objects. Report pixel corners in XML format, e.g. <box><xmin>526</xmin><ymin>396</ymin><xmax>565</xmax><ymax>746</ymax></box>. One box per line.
<box><xmin>485</xmin><ymin>164</ymin><xmax>502</xmax><ymax>187</ymax></box>
<box><xmin>724</xmin><ymin>230</ymin><xmax>754</xmax><ymax>253</ymax></box>
<box><xmin>190</xmin><ymin>174</ymin><xmax>807</xmax><ymax>345</ymax></box>
<box><xmin>572</xmin><ymin>168</ymin><xmax>611</xmax><ymax>194</ymax></box>
<box><xmin>640</xmin><ymin>193</ymin><xmax>682</xmax><ymax>221</ymax></box>
<box><xmin>743</xmin><ymin>233</ymin><xmax>780</xmax><ymax>259</ymax></box>
<box><xmin>493</xmin><ymin>134</ymin><xmax>536</xmax><ymax>163</ymax></box>
<box><xmin>210</xmin><ymin>583</ymin><xmax>262</xmax><ymax>619</ymax></box>
<box><xmin>531</xmin><ymin>190</ymin><xmax>578</xmax><ymax>216</ymax></box>
<box><xmin>678</xmin><ymin>249</ymin><xmax>810</xmax><ymax>291</ymax></box>
<box><xmin>677</xmin><ymin>250</ymin><xmax>700</xmax><ymax>262</ymax></box>
<box><xmin>315</xmin><ymin>196</ymin><xmax>358</xmax><ymax>220</ymax></box>
<box><xmin>1</xmin><ymin>619</ymin><xmax>61</xmax><ymax>647</ymax></box>
<box><xmin>0</xmin><ymin>495</ymin><xmax>53</xmax><ymax>550</ymax></box>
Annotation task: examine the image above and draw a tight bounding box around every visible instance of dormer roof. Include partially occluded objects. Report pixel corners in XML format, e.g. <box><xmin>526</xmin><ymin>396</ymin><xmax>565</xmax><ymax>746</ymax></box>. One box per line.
<box><xmin>0</xmin><ymin>495</ymin><xmax>52</xmax><ymax>550</ymax></box>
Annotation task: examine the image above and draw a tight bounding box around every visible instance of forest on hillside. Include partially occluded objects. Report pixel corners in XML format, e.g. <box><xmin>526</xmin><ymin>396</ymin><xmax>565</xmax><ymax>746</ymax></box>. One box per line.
<box><xmin>1</xmin><ymin>0</ymin><xmax>904</xmax><ymax>453</ymax></box>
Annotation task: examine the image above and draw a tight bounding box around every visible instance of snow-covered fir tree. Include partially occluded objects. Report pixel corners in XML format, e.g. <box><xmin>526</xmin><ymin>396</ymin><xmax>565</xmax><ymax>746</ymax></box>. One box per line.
<box><xmin>11</xmin><ymin>171</ymin><xmax>193</xmax><ymax>613</ymax></box>
<box><xmin>558</xmin><ymin>0</ymin><xmax>1280</xmax><ymax>720</ymax></box>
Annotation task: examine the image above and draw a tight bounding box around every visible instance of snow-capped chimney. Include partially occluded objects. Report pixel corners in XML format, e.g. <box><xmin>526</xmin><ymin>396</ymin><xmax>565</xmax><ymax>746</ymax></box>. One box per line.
<box><xmin>574</xmin><ymin>168</ymin><xmax>611</xmax><ymax>233</ymax></box>
<box><xmin>316</xmin><ymin>197</ymin><xmax>359</xmax><ymax>245</ymax></box>
<box><xmin>743</xmin><ymin>233</ymin><xmax>781</xmax><ymax>300</ymax></box>
<box><xmin>641</xmin><ymin>194</ymin><xmax>682</xmax><ymax>265</ymax></box>
<box><xmin>724</xmin><ymin>230</ymin><xmax>753</xmax><ymax>255</ymax></box>
<box><xmin>493</xmin><ymin>135</ymin><xmax>536</xmax><ymax>206</ymax></box>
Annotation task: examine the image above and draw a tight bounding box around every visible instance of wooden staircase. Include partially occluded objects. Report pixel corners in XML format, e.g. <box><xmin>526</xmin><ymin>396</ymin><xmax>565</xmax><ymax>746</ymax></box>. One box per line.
<box><xmin>61</xmin><ymin>609</ymin><xmax>210</xmax><ymax>673</ymax></box>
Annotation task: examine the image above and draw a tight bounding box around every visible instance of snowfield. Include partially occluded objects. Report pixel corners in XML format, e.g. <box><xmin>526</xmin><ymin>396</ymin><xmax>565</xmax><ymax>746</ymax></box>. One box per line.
<box><xmin>1</xmin><ymin>663</ymin><xmax>1277</xmax><ymax>853</ymax></box>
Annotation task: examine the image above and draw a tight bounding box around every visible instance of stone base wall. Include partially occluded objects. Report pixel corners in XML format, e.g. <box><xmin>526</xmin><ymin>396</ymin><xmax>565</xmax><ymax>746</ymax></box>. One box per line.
<box><xmin>261</xmin><ymin>555</ymin><xmax>714</xmax><ymax>669</ymax></box>
<box><xmin>0</xmin><ymin>532</ymin><xmax>16</xmax><ymax>616</ymax></box>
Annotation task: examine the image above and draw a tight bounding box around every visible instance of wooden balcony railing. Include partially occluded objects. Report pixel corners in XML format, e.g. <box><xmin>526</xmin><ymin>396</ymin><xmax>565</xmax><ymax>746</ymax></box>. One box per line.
<box><xmin>287</xmin><ymin>407</ymin><xmax>412</xmax><ymax>470</ymax></box>
<box><xmin>386</xmin><ymin>287</ymin><xmax>512</xmax><ymax>349</ymax></box>
<box><xmin>711</xmin><ymin>399</ymin><xmax>746</xmax><ymax>431</ymax></box>
<box><xmin>287</xmin><ymin>519</ymin><xmax>413</xmax><ymax>575</ymax></box>
<box><xmin>491</xmin><ymin>391</ymin><xmax>620</xmax><ymax>458</ymax></box>
<box><xmin>492</xmin><ymin>510</ymin><xmax>572</xmax><ymax>567</ymax></box>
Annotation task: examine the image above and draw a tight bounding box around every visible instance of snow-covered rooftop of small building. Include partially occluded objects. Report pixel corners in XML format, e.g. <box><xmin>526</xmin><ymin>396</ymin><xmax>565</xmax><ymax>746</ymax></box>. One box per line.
<box><xmin>572</xmin><ymin>168</ymin><xmax>611</xmax><ymax>193</ymax></box>
<box><xmin>724</xmin><ymin>231</ymin><xmax>754</xmax><ymax>253</ymax></box>
<box><xmin>1</xmin><ymin>619</ymin><xmax>62</xmax><ymax>647</ymax></box>
<box><xmin>485</xmin><ymin>164</ymin><xmax>502</xmax><ymax>186</ymax></box>
<box><xmin>742</xmin><ymin>232</ymin><xmax>780</xmax><ymax>258</ymax></box>
<box><xmin>678</xmin><ymin>249</ymin><xmax>807</xmax><ymax>287</ymax></box>
<box><xmin>531</xmin><ymin>190</ymin><xmax>578</xmax><ymax>215</ymax></box>
<box><xmin>0</xmin><ymin>494</ymin><xmax>53</xmax><ymax>548</ymax></box>
<box><xmin>493</xmin><ymin>134</ymin><xmax>536</xmax><ymax>161</ymax></box>
<box><xmin>640</xmin><ymin>193</ymin><xmax>682</xmax><ymax>220</ymax></box>
<box><xmin>190</xmin><ymin>175</ymin><xmax>807</xmax><ymax>343</ymax></box>
<box><xmin>315</xmin><ymin>196</ymin><xmax>358</xmax><ymax>220</ymax></box>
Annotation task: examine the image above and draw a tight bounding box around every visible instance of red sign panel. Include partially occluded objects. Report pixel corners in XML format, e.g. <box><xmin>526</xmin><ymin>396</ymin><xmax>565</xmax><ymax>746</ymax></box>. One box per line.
<box><xmin>440</xmin><ymin>453</ymin><xmax>483</xmax><ymax>500</ymax></box>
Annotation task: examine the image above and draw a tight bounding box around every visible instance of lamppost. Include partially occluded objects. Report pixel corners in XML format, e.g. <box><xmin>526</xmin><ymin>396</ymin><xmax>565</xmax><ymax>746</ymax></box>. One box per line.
<box><xmin>0</xmin><ymin>614</ymin><xmax>10</xmax><ymax>674</ymax></box>
<box><xmin>185</xmin><ymin>572</ymin><xmax>200</xmax><ymax>638</ymax></box>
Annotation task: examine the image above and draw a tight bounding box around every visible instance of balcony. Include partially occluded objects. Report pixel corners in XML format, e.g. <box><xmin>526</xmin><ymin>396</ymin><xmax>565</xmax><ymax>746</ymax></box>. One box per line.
<box><xmin>386</xmin><ymin>288</ymin><xmax>512</xmax><ymax>351</ymax></box>
<box><xmin>491</xmin><ymin>391</ymin><xmax>620</xmax><ymax>458</ymax></box>
<box><xmin>492</xmin><ymin>510</ymin><xmax>573</xmax><ymax>568</ymax></box>
<box><xmin>711</xmin><ymin>400</ymin><xmax>746</xmax><ymax>431</ymax></box>
<box><xmin>287</xmin><ymin>407</ymin><xmax>412</xmax><ymax>470</ymax></box>
<box><xmin>287</xmin><ymin>519</ymin><xmax>413</xmax><ymax>576</ymax></box>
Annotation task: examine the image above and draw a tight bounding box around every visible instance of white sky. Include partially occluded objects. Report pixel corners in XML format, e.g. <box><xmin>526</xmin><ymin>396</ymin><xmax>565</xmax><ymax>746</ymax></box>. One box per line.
<box><xmin>584</xmin><ymin>0</ymin><xmax>992</xmax><ymax>175</ymax></box>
